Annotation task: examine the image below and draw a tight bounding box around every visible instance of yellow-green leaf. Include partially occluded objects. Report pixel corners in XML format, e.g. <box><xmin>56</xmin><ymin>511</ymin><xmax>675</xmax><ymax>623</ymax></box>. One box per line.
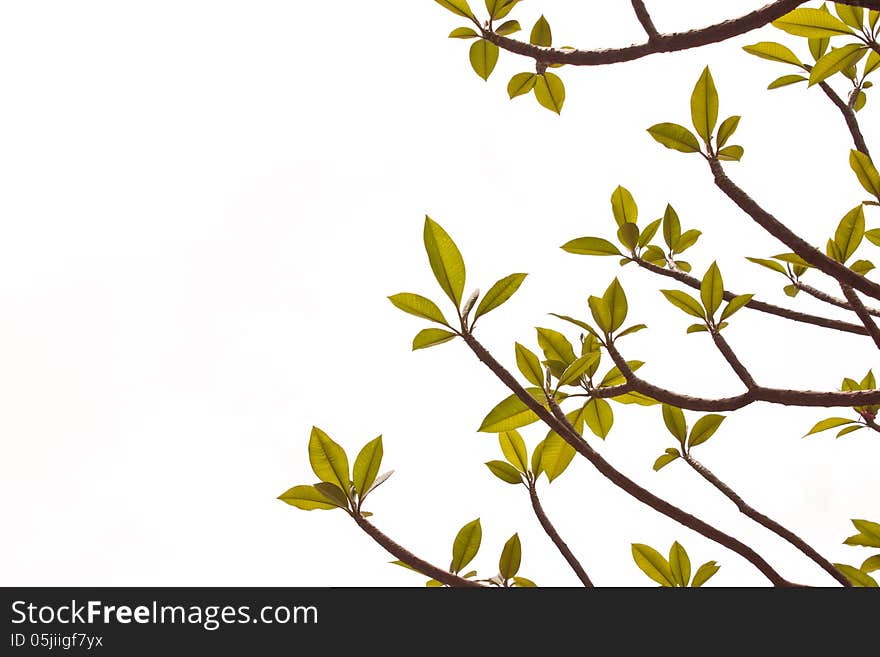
<box><xmin>691</xmin><ymin>66</ymin><xmax>719</xmax><ymax>144</ymax></box>
<box><xmin>602</xmin><ymin>278</ymin><xmax>628</xmax><ymax>332</ymax></box>
<box><xmin>861</xmin><ymin>554</ymin><xmax>880</xmax><ymax>573</ymax></box>
<box><xmin>632</xmin><ymin>544</ymin><xmax>676</xmax><ymax>587</ymax></box>
<box><xmin>653</xmin><ymin>451</ymin><xmax>680</xmax><ymax>471</ymax></box>
<box><xmin>662</xmin><ymin>404</ymin><xmax>687</xmax><ymax>445</ymax></box>
<box><xmin>691</xmin><ymin>560</ymin><xmax>720</xmax><ymax>587</ymax></box>
<box><xmin>451</xmin><ymin>518</ymin><xmax>482</xmax><ymax>573</ymax></box>
<box><xmin>434</xmin><ymin>0</ymin><xmax>476</xmax><ymax>20</ymax></box>
<box><xmin>423</xmin><ymin>216</ymin><xmax>466</xmax><ymax>308</ymax></box>
<box><xmin>469</xmin><ymin>39</ymin><xmax>500</xmax><ymax>81</ymax></box>
<box><xmin>742</xmin><ymin>41</ymin><xmax>804</xmax><ymax>67</ymax></box>
<box><xmin>413</xmin><ymin>328</ymin><xmax>457</xmax><ymax>350</ymax></box>
<box><xmin>508</xmin><ymin>72</ymin><xmax>538</xmax><ymax>98</ymax></box>
<box><xmin>598</xmin><ymin>360</ymin><xmax>645</xmax><ymax>387</ymax></box>
<box><xmin>669</xmin><ymin>542</ymin><xmax>691</xmax><ymax>587</ymax></box>
<box><xmin>499</xmin><ymin>533</ymin><xmax>522</xmax><ymax>580</ymax></box>
<box><xmin>278</xmin><ymin>484</ymin><xmax>339</xmax><ymax>511</ymax></box>
<box><xmin>835</xmin><ymin>3</ymin><xmax>864</xmax><ymax>29</ymax></box>
<box><xmin>588</xmin><ymin>295</ymin><xmax>612</xmax><ymax>333</ymax></box>
<box><xmin>513</xmin><ymin>576</ymin><xmax>537</xmax><ymax>587</ymax></box>
<box><xmin>534</xmin><ymin>72</ymin><xmax>565</xmax><ymax>114</ymax></box>
<box><xmin>474</xmin><ymin>273</ymin><xmax>527</xmax><ymax>320</ymax></box>
<box><xmin>353</xmin><ymin>435</ymin><xmax>383</xmax><ymax>497</ymax></box>
<box><xmin>646</xmin><ymin>123</ymin><xmax>701</xmax><ymax>153</ymax></box>
<box><xmin>834</xmin><ymin>563</ymin><xmax>879</xmax><ymax>587</ymax></box>
<box><xmin>530</xmin><ymin>14</ymin><xmax>552</xmax><ymax>47</ymax></box>
<box><xmin>804</xmin><ymin>417</ymin><xmax>856</xmax><ymax>436</ymax></box>
<box><xmin>314</xmin><ymin>482</ymin><xmax>350</xmax><ymax>510</ymax></box>
<box><xmin>515</xmin><ymin>342</ymin><xmax>545</xmax><ymax>387</ymax></box>
<box><xmin>611</xmin><ymin>185</ymin><xmax>638</xmax><ymax>226</ymax></box>
<box><xmin>536</xmin><ymin>327</ymin><xmax>576</xmax><ymax>365</ymax></box>
<box><xmin>865</xmin><ymin>50</ymin><xmax>880</xmax><ymax>76</ymax></box>
<box><xmin>716</xmin><ymin>116</ymin><xmax>740</xmax><ymax>149</ymax></box>
<box><xmin>688</xmin><ymin>414</ymin><xmax>725</xmax><ymax>448</ymax></box>
<box><xmin>768</xmin><ymin>74</ymin><xmax>808</xmax><ymax>89</ymax></box>
<box><xmin>617</xmin><ymin>222</ymin><xmax>640</xmax><ymax>251</ymax></box>
<box><xmin>541</xmin><ymin>431</ymin><xmax>576</xmax><ymax>482</ymax></box>
<box><xmin>809</xmin><ymin>44</ymin><xmax>867</xmax><ymax>86</ymax></box>
<box><xmin>561</xmin><ymin>236</ymin><xmax>623</xmax><ymax>256</ymax></box>
<box><xmin>834</xmin><ymin>205</ymin><xmax>865</xmax><ymax>263</ymax></box>
<box><xmin>449</xmin><ymin>27</ymin><xmax>480</xmax><ymax>39</ymax></box>
<box><xmin>486</xmin><ymin>460</ymin><xmax>524</xmax><ymax>484</ymax></box>
<box><xmin>584</xmin><ymin>398</ymin><xmax>613</xmax><ymax>439</ymax></box>
<box><xmin>661</xmin><ymin>289</ymin><xmax>705</xmax><ymax>319</ymax></box>
<box><xmin>717</xmin><ymin>145</ymin><xmax>744</xmax><ymax>162</ymax></box>
<box><xmin>558</xmin><ymin>352</ymin><xmax>600</xmax><ymax>387</ymax></box>
<box><xmin>772</xmin><ymin>8</ymin><xmax>854</xmax><ymax>38</ymax></box>
<box><xmin>308</xmin><ymin>426</ymin><xmax>350</xmax><ymax>492</ymax></box>
<box><xmin>495</xmin><ymin>19</ymin><xmax>521</xmax><ymax>36</ymax></box>
<box><xmin>389</xmin><ymin>293</ymin><xmax>449</xmax><ymax>325</ymax></box>
<box><xmin>499</xmin><ymin>430</ymin><xmax>529</xmax><ymax>473</ymax></box>
<box><xmin>479</xmin><ymin>388</ymin><xmax>550</xmax><ymax>432</ymax></box>
<box><xmin>719</xmin><ymin>294</ymin><xmax>754</xmax><ymax>322</ymax></box>
<box><xmin>851</xmin><ymin>150</ymin><xmax>880</xmax><ymax>200</ymax></box>
<box><xmin>700</xmin><ymin>262</ymin><xmax>724</xmax><ymax>318</ymax></box>
<box><xmin>663</xmin><ymin>205</ymin><xmax>681</xmax><ymax>249</ymax></box>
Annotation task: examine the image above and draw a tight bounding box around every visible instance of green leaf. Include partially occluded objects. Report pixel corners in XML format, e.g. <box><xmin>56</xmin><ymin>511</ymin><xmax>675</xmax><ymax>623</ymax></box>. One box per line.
<box><xmin>772</xmin><ymin>8</ymin><xmax>854</xmax><ymax>38</ymax></box>
<box><xmin>449</xmin><ymin>27</ymin><xmax>480</xmax><ymax>39</ymax></box>
<box><xmin>631</xmin><ymin>544</ymin><xmax>676</xmax><ymax>587</ymax></box>
<box><xmin>866</xmin><ymin>228</ymin><xmax>880</xmax><ymax>247</ymax></box>
<box><xmin>490</xmin><ymin>0</ymin><xmax>520</xmax><ymax>20</ymax></box>
<box><xmin>834</xmin><ymin>205</ymin><xmax>865</xmax><ymax>263</ymax></box>
<box><xmin>611</xmin><ymin>390</ymin><xmax>658</xmax><ymax>406</ymax></box>
<box><xmin>598</xmin><ymin>360</ymin><xmax>645</xmax><ymax>387</ymax></box>
<box><xmin>804</xmin><ymin>417</ymin><xmax>856</xmax><ymax>436</ymax></box>
<box><xmin>479</xmin><ymin>388</ymin><xmax>550</xmax><ymax>432</ymax></box>
<box><xmin>768</xmin><ymin>74</ymin><xmax>808</xmax><ymax>89</ymax></box>
<box><xmin>673</xmin><ymin>229</ymin><xmax>701</xmax><ymax>254</ymax></box>
<box><xmin>537</xmin><ymin>327</ymin><xmax>576</xmax><ymax>366</ymax></box>
<box><xmin>584</xmin><ymin>398</ymin><xmax>614</xmax><ymax>439</ymax></box>
<box><xmin>512</xmin><ymin>576</ymin><xmax>537</xmax><ymax>587</ymax></box>
<box><xmin>773</xmin><ymin>252</ymin><xmax>812</xmax><ymax>267</ymax></box>
<box><xmin>469</xmin><ymin>39</ymin><xmax>500</xmax><ymax>80</ymax></box>
<box><xmin>534</xmin><ymin>72</ymin><xmax>565</xmax><ymax>114</ymax></box>
<box><xmin>653</xmin><ymin>451</ymin><xmax>680</xmax><ymax>471</ymax></box>
<box><xmin>540</xmin><ymin>431</ymin><xmax>576</xmax><ymax>482</ymax></box>
<box><xmin>809</xmin><ymin>36</ymin><xmax>830</xmax><ymax>62</ymax></box>
<box><xmin>515</xmin><ymin>342</ymin><xmax>545</xmax><ymax>387</ymax></box>
<box><xmin>617</xmin><ymin>222</ymin><xmax>640</xmax><ymax>251</ymax></box>
<box><xmin>499</xmin><ymin>430</ymin><xmax>529</xmax><ymax>473</ymax></box>
<box><xmin>691</xmin><ymin>561</ymin><xmax>720</xmax><ymax>587</ymax></box>
<box><xmin>661</xmin><ymin>289</ymin><xmax>705</xmax><ymax>319</ymax></box>
<box><xmin>669</xmin><ymin>542</ymin><xmax>691</xmax><ymax>587</ymax></box>
<box><xmin>313</xmin><ymin>482</ymin><xmax>350</xmax><ymax>510</ymax></box>
<box><xmin>558</xmin><ymin>352</ymin><xmax>600</xmax><ymax>387</ymax></box>
<box><xmin>854</xmin><ymin>90</ymin><xmax>867</xmax><ymax>112</ymax></box>
<box><xmin>423</xmin><ymin>217</ymin><xmax>466</xmax><ymax>308</ymax></box>
<box><xmin>865</xmin><ymin>50</ymin><xmax>880</xmax><ymax>76</ymax></box>
<box><xmin>872</xmin><ymin>9</ymin><xmax>880</xmax><ymax>30</ymax></box>
<box><xmin>853</xmin><ymin>519</ymin><xmax>880</xmax><ymax>543</ymax></box>
<box><xmin>474</xmin><ymin>273</ymin><xmax>527</xmax><ymax>321</ymax></box>
<box><xmin>530</xmin><ymin>14</ymin><xmax>552</xmax><ymax>47</ymax></box>
<box><xmin>852</xmin><ymin>259</ymin><xmax>876</xmax><ymax>275</ymax></box>
<box><xmin>662</xmin><ymin>404</ymin><xmax>688</xmax><ymax>446</ymax></box>
<box><xmin>561</xmin><ymin>236</ymin><xmax>623</xmax><ymax>256</ymax></box>
<box><xmin>687</xmin><ymin>323</ymin><xmax>709</xmax><ymax>333</ymax></box>
<box><xmin>611</xmin><ymin>185</ymin><xmax>638</xmax><ymax>226</ymax></box>
<box><xmin>691</xmin><ymin>67</ymin><xmax>718</xmax><ymax>144</ymax></box>
<box><xmin>851</xmin><ymin>150</ymin><xmax>880</xmax><ymax>200</ymax></box>
<box><xmin>746</xmin><ymin>256</ymin><xmax>788</xmax><ymax>275</ymax></box>
<box><xmin>588</xmin><ymin>295</ymin><xmax>612</xmax><ymax>334</ymax></box>
<box><xmin>834</xmin><ymin>563</ymin><xmax>879</xmax><ymax>587</ymax></box>
<box><xmin>716</xmin><ymin>116</ymin><xmax>740</xmax><ymax>149</ymax></box>
<box><xmin>662</xmin><ymin>205</ymin><xmax>681</xmax><ymax>250</ymax></box>
<box><xmin>485</xmin><ymin>460</ymin><xmax>524</xmax><ymax>484</ymax></box>
<box><xmin>451</xmin><ymin>519</ymin><xmax>482</xmax><ymax>574</ymax></box>
<box><xmin>278</xmin><ymin>484</ymin><xmax>339</xmax><ymax>511</ymax></box>
<box><xmin>308</xmin><ymin>427</ymin><xmax>350</xmax><ymax>492</ymax></box>
<box><xmin>835</xmin><ymin>3</ymin><xmax>864</xmax><ymax>29</ymax></box>
<box><xmin>602</xmin><ymin>278</ymin><xmax>629</xmax><ymax>332</ymax></box>
<box><xmin>507</xmin><ymin>72</ymin><xmax>538</xmax><ymax>98</ymax></box>
<box><xmin>426</xmin><ymin>579</ymin><xmax>443</xmax><ymax>587</ymax></box>
<box><xmin>688</xmin><ymin>414</ymin><xmax>725</xmax><ymax>448</ymax></box>
<box><xmin>646</xmin><ymin>123</ymin><xmax>702</xmax><ymax>153</ymax></box>
<box><xmin>700</xmin><ymin>262</ymin><xmax>724</xmax><ymax>318</ymax></box>
<box><xmin>413</xmin><ymin>328</ymin><xmax>457</xmax><ymax>350</ymax></box>
<box><xmin>810</xmin><ymin>44</ymin><xmax>867</xmax><ymax>86</ymax></box>
<box><xmin>353</xmin><ymin>436</ymin><xmax>383</xmax><ymax>498</ymax></box>
<box><xmin>499</xmin><ymin>533</ymin><xmax>522</xmax><ymax>580</ymax></box>
<box><xmin>531</xmin><ymin>439</ymin><xmax>545</xmax><ymax>477</ymax></box>
<box><xmin>837</xmin><ymin>425</ymin><xmax>865</xmax><ymax>438</ymax></box>
<box><xmin>719</xmin><ymin>294</ymin><xmax>753</xmax><ymax>322</ymax></box>
<box><xmin>861</xmin><ymin>555</ymin><xmax>880</xmax><ymax>573</ymax></box>
<box><xmin>434</xmin><ymin>0</ymin><xmax>476</xmax><ymax>20</ymax></box>
<box><xmin>642</xmin><ymin>244</ymin><xmax>668</xmax><ymax>266</ymax></box>
<box><xmin>717</xmin><ymin>145</ymin><xmax>744</xmax><ymax>162</ymax></box>
<box><xmin>495</xmin><ymin>19</ymin><xmax>522</xmax><ymax>36</ymax></box>
<box><xmin>388</xmin><ymin>293</ymin><xmax>450</xmax><ymax>326</ymax></box>
<box><xmin>549</xmin><ymin>313</ymin><xmax>596</xmax><ymax>336</ymax></box>
<box><xmin>617</xmin><ymin>323</ymin><xmax>648</xmax><ymax>339</ymax></box>
<box><xmin>639</xmin><ymin>218</ymin><xmax>662</xmax><ymax>248</ymax></box>
<box><xmin>861</xmin><ymin>369</ymin><xmax>876</xmax><ymax>389</ymax></box>
<box><xmin>742</xmin><ymin>42</ymin><xmax>804</xmax><ymax>66</ymax></box>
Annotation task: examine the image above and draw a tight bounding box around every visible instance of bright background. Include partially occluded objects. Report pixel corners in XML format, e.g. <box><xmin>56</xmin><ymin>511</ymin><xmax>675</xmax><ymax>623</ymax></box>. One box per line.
<box><xmin>1</xmin><ymin>1</ymin><xmax>876</xmax><ymax>587</ymax></box>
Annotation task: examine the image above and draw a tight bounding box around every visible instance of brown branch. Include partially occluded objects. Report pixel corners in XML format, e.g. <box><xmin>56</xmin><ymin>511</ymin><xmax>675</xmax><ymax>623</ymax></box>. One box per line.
<box><xmin>818</xmin><ymin>81</ymin><xmax>870</xmax><ymax>156</ymax></box>
<box><xmin>710</xmin><ymin>330</ymin><xmax>758</xmax><ymax>389</ymax></box>
<box><xmin>633</xmin><ymin>257</ymin><xmax>869</xmax><ymax>336</ymax></box>
<box><xmin>482</xmin><ymin>1</ymin><xmax>807</xmax><ymax>67</ymax></box>
<box><xmin>840</xmin><ymin>283</ymin><xmax>880</xmax><ymax>349</ymax></box>
<box><xmin>461</xmin><ymin>330</ymin><xmax>801</xmax><ymax>586</ymax></box>
<box><xmin>602</xmin><ymin>341</ymin><xmax>880</xmax><ymax>411</ymax></box>
<box><xmin>837</xmin><ymin>0</ymin><xmax>880</xmax><ymax>9</ymax></box>
<box><xmin>352</xmin><ymin>513</ymin><xmax>482</xmax><ymax>587</ymax></box>
<box><xmin>682</xmin><ymin>453</ymin><xmax>851</xmax><ymax>587</ymax></box>
<box><xmin>797</xmin><ymin>280</ymin><xmax>880</xmax><ymax>318</ymax></box>
<box><xmin>710</xmin><ymin>159</ymin><xmax>880</xmax><ymax>302</ymax></box>
<box><xmin>630</xmin><ymin>0</ymin><xmax>660</xmax><ymax>40</ymax></box>
<box><xmin>528</xmin><ymin>481</ymin><xmax>594</xmax><ymax>587</ymax></box>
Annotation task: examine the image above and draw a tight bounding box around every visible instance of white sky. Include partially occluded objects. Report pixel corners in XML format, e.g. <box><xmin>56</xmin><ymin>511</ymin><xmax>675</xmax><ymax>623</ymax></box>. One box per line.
<box><xmin>1</xmin><ymin>1</ymin><xmax>877</xmax><ymax>587</ymax></box>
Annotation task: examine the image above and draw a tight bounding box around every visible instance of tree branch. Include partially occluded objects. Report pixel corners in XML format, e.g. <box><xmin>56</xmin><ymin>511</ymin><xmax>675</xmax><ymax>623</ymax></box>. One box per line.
<box><xmin>840</xmin><ymin>283</ymin><xmax>880</xmax><ymax>349</ymax></box>
<box><xmin>709</xmin><ymin>159</ymin><xmax>880</xmax><ymax>302</ymax></box>
<box><xmin>682</xmin><ymin>453</ymin><xmax>851</xmax><ymax>586</ymax></box>
<box><xmin>710</xmin><ymin>330</ymin><xmax>758</xmax><ymax>389</ymax></box>
<box><xmin>528</xmin><ymin>481</ymin><xmax>594</xmax><ymax>586</ymax></box>
<box><xmin>461</xmin><ymin>330</ymin><xmax>801</xmax><ymax>586</ymax></box>
<box><xmin>630</xmin><ymin>0</ymin><xmax>660</xmax><ymax>40</ymax></box>
<box><xmin>352</xmin><ymin>513</ymin><xmax>482</xmax><ymax>587</ymax></box>
<box><xmin>818</xmin><ymin>81</ymin><xmax>870</xmax><ymax>156</ymax></box>
<box><xmin>632</xmin><ymin>256</ymin><xmax>870</xmax><ymax>336</ymax></box>
<box><xmin>796</xmin><ymin>280</ymin><xmax>880</xmax><ymax>318</ymax></box>
<box><xmin>602</xmin><ymin>340</ymin><xmax>880</xmax><ymax>411</ymax></box>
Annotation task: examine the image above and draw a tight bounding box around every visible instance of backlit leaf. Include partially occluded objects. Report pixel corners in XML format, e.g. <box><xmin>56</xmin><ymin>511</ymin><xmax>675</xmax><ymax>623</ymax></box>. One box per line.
<box><xmin>434</xmin><ymin>0</ymin><xmax>476</xmax><ymax>20</ymax></box>
<box><xmin>424</xmin><ymin>216</ymin><xmax>466</xmax><ymax>308</ymax></box>
<box><xmin>691</xmin><ymin>560</ymin><xmax>720</xmax><ymax>587</ymax></box>
<box><xmin>768</xmin><ymin>74</ymin><xmax>808</xmax><ymax>89</ymax></box>
<box><xmin>388</xmin><ymin>293</ymin><xmax>450</xmax><ymax>325</ymax></box>
<box><xmin>691</xmin><ymin>66</ymin><xmax>719</xmax><ymax>144</ymax></box>
<box><xmin>742</xmin><ymin>41</ymin><xmax>804</xmax><ymax>66</ymax></box>
<box><xmin>413</xmin><ymin>328</ymin><xmax>457</xmax><ymax>350</ymax></box>
<box><xmin>499</xmin><ymin>430</ymin><xmax>529</xmax><ymax>472</ymax></box>
<box><xmin>515</xmin><ymin>342</ymin><xmax>545</xmax><ymax>387</ymax></box>
<box><xmin>469</xmin><ymin>39</ymin><xmax>500</xmax><ymax>80</ymax></box>
<box><xmin>499</xmin><ymin>533</ymin><xmax>522</xmax><ymax>580</ymax></box>
<box><xmin>804</xmin><ymin>417</ymin><xmax>856</xmax><ymax>436</ymax></box>
<box><xmin>632</xmin><ymin>544</ymin><xmax>676</xmax><ymax>587</ymax></box>
<box><xmin>719</xmin><ymin>294</ymin><xmax>753</xmax><ymax>322</ymax></box>
<box><xmin>662</xmin><ymin>404</ymin><xmax>687</xmax><ymax>445</ymax></box>
<box><xmin>534</xmin><ymin>72</ymin><xmax>565</xmax><ymax>114</ymax></box>
<box><xmin>561</xmin><ymin>236</ymin><xmax>623</xmax><ymax>256</ymax></box>
<box><xmin>353</xmin><ymin>436</ymin><xmax>383</xmax><ymax>497</ymax></box>
<box><xmin>602</xmin><ymin>278</ymin><xmax>629</xmax><ymax>332</ymax></box>
<box><xmin>700</xmin><ymin>262</ymin><xmax>724</xmax><ymax>318</ymax></box>
<box><xmin>669</xmin><ymin>542</ymin><xmax>691</xmax><ymax>587</ymax></box>
<box><xmin>584</xmin><ymin>398</ymin><xmax>613</xmax><ymax>439</ymax></box>
<box><xmin>611</xmin><ymin>185</ymin><xmax>638</xmax><ymax>226</ymax></box>
<box><xmin>451</xmin><ymin>518</ymin><xmax>482</xmax><ymax>573</ymax></box>
<box><xmin>308</xmin><ymin>426</ymin><xmax>350</xmax><ymax>492</ymax></box>
<box><xmin>772</xmin><ymin>8</ymin><xmax>854</xmax><ymax>38</ymax></box>
<box><xmin>508</xmin><ymin>72</ymin><xmax>538</xmax><ymax>98</ymax></box>
<box><xmin>850</xmin><ymin>149</ymin><xmax>880</xmax><ymax>199</ymax></box>
<box><xmin>661</xmin><ymin>289</ymin><xmax>705</xmax><ymax>319</ymax></box>
<box><xmin>647</xmin><ymin>123</ymin><xmax>701</xmax><ymax>153</ymax></box>
<box><xmin>278</xmin><ymin>484</ymin><xmax>338</xmax><ymax>511</ymax></box>
<box><xmin>834</xmin><ymin>205</ymin><xmax>865</xmax><ymax>263</ymax></box>
<box><xmin>530</xmin><ymin>14</ymin><xmax>552</xmax><ymax>46</ymax></box>
<box><xmin>486</xmin><ymin>460</ymin><xmax>524</xmax><ymax>484</ymax></box>
<box><xmin>688</xmin><ymin>414</ymin><xmax>725</xmax><ymax>448</ymax></box>
<box><xmin>809</xmin><ymin>43</ymin><xmax>867</xmax><ymax>85</ymax></box>
<box><xmin>716</xmin><ymin>116</ymin><xmax>740</xmax><ymax>148</ymax></box>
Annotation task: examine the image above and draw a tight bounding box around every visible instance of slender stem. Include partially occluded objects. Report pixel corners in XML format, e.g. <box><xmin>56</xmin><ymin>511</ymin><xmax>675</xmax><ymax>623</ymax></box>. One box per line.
<box><xmin>527</xmin><ymin>482</ymin><xmax>594</xmax><ymax>587</ymax></box>
<box><xmin>840</xmin><ymin>283</ymin><xmax>880</xmax><ymax>349</ymax></box>
<box><xmin>818</xmin><ymin>81</ymin><xmax>870</xmax><ymax>156</ymax></box>
<box><xmin>633</xmin><ymin>256</ymin><xmax>869</xmax><ymax>336</ymax></box>
<box><xmin>630</xmin><ymin>0</ymin><xmax>660</xmax><ymax>40</ymax></box>
<box><xmin>709</xmin><ymin>159</ymin><xmax>880</xmax><ymax>302</ymax></box>
<box><xmin>796</xmin><ymin>281</ymin><xmax>880</xmax><ymax>318</ymax></box>
<box><xmin>682</xmin><ymin>453</ymin><xmax>851</xmax><ymax>587</ymax></box>
<box><xmin>461</xmin><ymin>331</ymin><xmax>801</xmax><ymax>586</ymax></box>
<box><xmin>710</xmin><ymin>330</ymin><xmax>758</xmax><ymax>389</ymax></box>
<box><xmin>352</xmin><ymin>514</ymin><xmax>482</xmax><ymax>587</ymax></box>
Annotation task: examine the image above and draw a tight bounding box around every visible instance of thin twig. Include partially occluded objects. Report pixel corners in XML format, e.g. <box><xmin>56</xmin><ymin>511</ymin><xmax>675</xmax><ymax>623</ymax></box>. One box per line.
<box><xmin>797</xmin><ymin>281</ymin><xmax>880</xmax><ymax>318</ymax></box>
<box><xmin>840</xmin><ymin>283</ymin><xmax>880</xmax><ymax>349</ymax></box>
<box><xmin>528</xmin><ymin>481</ymin><xmax>594</xmax><ymax>586</ymax></box>
<box><xmin>710</xmin><ymin>330</ymin><xmax>758</xmax><ymax>389</ymax></box>
<box><xmin>630</xmin><ymin>0</ymin><xmax>660</xmax><ymax>40</ymax></box>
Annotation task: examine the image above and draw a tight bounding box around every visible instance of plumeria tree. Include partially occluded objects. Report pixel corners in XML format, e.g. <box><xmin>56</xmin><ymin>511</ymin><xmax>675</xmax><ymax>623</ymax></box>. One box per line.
<box><xmin>279</xmin><ymin>1</ymin><xmax>880</xmax><ymax>587</ymax></box>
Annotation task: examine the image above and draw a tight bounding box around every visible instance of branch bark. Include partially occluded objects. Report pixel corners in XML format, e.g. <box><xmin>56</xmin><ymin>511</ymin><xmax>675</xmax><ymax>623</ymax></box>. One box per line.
<box><xmin>840</xmin><ymin>283</ymin><xmax>880</xmax><ymax>349</ymax></box>
<box><xmin>528</xmin><ymin>482</ymin><xmax>594</xmax><ymax>586</ymax></box>
<box><xmin>818</xmin><ymin>81</ymin><xmax>870</xmax><ymax>157</ymax></box>
<box><xmin>630</xmin><ymin>0</ymin><xmax>660</xmax><ymax>40</ymax></box>
<box><xmin>796</xmin><ymin>280</ymin><xmax>880</xmax><ymax>318</ymax></box>
<box><xmin>461</xmin><ymin>330</ymin><xmax>800</xmax><ymax>586</ymax></box>
<box><xmin>682</xmin><ymin>453</ymin><xmax>851</xmax><ymax>586</ymax></box>
<box><xmin>353</xmin><ymin>513</ymin><xmax>482</xmax><ymax>587</ymax></box>
<box><xmin>710</xmin><ymin>330</ymin><xmax>758</xmax><ymax>389</ymax></box>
